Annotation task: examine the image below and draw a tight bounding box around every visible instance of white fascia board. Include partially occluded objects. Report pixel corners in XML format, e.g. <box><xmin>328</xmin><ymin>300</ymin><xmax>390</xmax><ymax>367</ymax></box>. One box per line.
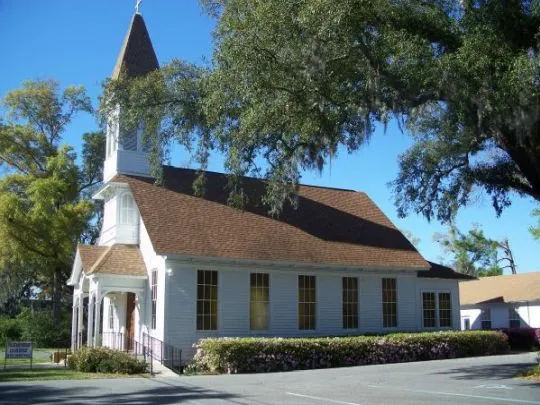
<box><xmin>92</xmin><ymin>182</ymin><xmax>130</xmax><ymax>200</ymax></box>
<box><xmin>161</xmin><ymin>252</ymin><xmax>421</xmax><ymax>275</ymax></box>
<box><xmin>67</xmin><ymin>250</ymin><xmax>83</xmax><ymax>286</ymax></box>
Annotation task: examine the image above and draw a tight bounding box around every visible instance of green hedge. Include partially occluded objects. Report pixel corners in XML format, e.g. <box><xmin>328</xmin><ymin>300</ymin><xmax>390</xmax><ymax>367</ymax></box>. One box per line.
<box><xmin>187</xmin><ymin>331</ymin><xmax>509</xmax><ymax>374</ymax></box>
<box><xmin>68</xmin><ymin>347</ymin><xmax>147</xmax><ymax>374</ymax></box>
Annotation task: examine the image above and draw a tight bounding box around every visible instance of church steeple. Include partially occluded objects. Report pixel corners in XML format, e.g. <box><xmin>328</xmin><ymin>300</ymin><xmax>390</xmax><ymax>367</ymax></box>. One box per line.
<box><xmin>112</xmin><ymin>13</ymin><xmax>159</xmax><ymax>80</ymax></box>
<box><xmin>104</xmin><ymin>12</ymin><xmax>159</xmax><ymax>182</ymax></box>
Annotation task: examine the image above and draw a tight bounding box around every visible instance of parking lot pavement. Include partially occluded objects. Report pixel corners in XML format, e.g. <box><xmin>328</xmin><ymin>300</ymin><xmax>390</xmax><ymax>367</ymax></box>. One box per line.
<box><xmin>0</xmin><ymin>352</ymin><xmax>538</xmax><ymax>405</ymax></box>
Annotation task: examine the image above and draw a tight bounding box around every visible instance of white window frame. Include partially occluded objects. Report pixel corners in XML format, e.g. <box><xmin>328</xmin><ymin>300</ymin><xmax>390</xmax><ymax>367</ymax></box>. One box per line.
<box><xmin>382</xmin><ymin>278</ymin><xmax>398</xmax><ymax>328</ymax></box>
<box><xmin>249</xmin><ymin>272</ymin><xmax>270</xmax><ymax>331</ymax></box>
<box><xmin>108</xmin><ymin>301</ymin><xmax>115</xmax><ymax>330</ymax></box>
<box><xmin>119</xmin><ymin>193</ymin><xmax>137</xmax><ymax>225</ymax></box>
<box><xmin>298</xmin><ymin>275</ymin><xmax>317</xmax><ymax>331</ymax></box>
<box><xmin>421</xmin><ymin>290</ymin><xmax>453</xmax><ymax>329</ymax></box>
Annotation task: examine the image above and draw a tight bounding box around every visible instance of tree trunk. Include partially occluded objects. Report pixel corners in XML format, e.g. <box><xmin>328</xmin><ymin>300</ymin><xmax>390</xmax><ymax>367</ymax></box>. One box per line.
<box><xmin>52</xmin><ymin>268</ymin><xmax>62</xmax><ymax>327</ymax></box>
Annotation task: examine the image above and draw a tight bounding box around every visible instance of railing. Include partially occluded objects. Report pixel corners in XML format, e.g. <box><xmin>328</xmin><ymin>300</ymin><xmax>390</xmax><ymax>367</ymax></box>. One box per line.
<box><xmin>142</xmin><ymin>333</ymin><xmax>183</xmax><ymax>373</ymax></box>
<box><xmin>99</xmin><ymin>332</ymin><xmax>154</xmax><ymax>375</ymax></box>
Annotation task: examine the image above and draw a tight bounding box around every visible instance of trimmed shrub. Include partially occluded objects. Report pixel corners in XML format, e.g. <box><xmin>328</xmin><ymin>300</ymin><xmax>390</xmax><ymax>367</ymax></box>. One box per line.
<box><xmin>68</xmin><ymin>347</ymin><xmax>146</xmax><ymax>374</ymax></box>
<box><xmin>499</xmin><ymin>328</ymin><xmax>540</xmax><ymax>350</ymax></box>
<box><xmin>187</xmin><ymin>331</ymin><xmax>509</xmax><ymax>374</ymax></box>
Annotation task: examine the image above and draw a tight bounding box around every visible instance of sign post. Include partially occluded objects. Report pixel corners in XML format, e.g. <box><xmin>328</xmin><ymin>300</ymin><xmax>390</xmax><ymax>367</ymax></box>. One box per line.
<box><xmin>4</xmin><ymin>341</ymin><xmax>33</xmax><ymax>370</ymax></box>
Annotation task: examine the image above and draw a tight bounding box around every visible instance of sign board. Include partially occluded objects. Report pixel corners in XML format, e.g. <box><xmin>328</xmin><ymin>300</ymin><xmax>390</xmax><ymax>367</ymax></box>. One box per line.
<box><xmin>6</xmin><ymin>342</ymin><xmax>33</xmax><ymax>359</ymax></box>
<box><xmin>4</xmin><ymin>341</ymin><xmax>33</xmax><ymax>369</ymax></box>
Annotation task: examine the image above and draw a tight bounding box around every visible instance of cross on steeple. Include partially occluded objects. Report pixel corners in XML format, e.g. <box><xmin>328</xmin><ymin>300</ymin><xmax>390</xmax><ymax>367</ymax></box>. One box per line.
<box><xmin>135</xmin><ymin>0</ymin><xmax>142</xmax><ymax>14</ymax></box>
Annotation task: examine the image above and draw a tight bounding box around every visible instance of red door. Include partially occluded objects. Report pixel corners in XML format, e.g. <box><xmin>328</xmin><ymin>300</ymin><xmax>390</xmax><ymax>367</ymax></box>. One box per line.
<box><xmin>125</xmin><ymin>293</ymin><xmax>136</xmax><ymax>350</ymax></box>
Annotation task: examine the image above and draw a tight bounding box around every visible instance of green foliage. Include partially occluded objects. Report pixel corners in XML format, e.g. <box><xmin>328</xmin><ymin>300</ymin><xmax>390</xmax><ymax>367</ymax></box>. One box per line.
<box><xmin>0</xmin><ymin>80</ymin><xmax>104</xmax><ymax>320</ymax></box>
<box><xmin>15</xmin><ymin>308</ymin><xmax>70</xmax><ymax>347</ymax></box>
<box><xmin>104</xmin><ymin>0</ymin><xmax>540</xmax><ymax>218</ymax></box>
<box><xmin>68</xmin><ymin>347</ymin><xmax>147</xmax><ymax>374</ymax></box>
<box><xmin>0</xmin><ymin>316</ymin><xmax>22</xmax><ymax>346</ymax></box>
<box><xmin>187</xmin><ymin>331</ymin><xmax>509</xmax><ymax>374</ymax></box>
<box><xmin>530</xmin><ymin>208</ymin><xmax>540</xmax><ymax>240</ymax></box>
<box><xmin>434</xmin><ymin>224</ymin><xmax>516</xmax><ymax>276</ymax></box>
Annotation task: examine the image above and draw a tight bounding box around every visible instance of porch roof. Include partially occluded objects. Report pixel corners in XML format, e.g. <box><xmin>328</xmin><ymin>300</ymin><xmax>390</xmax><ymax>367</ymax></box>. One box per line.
<box><xmin>78</xmin><ymin>244</ymin><xmax>147</xmax><ymax>277</ymax></box>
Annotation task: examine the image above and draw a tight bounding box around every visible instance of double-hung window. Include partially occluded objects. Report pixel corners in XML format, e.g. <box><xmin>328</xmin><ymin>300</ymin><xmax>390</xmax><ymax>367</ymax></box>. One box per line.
<box><xmin>151</xmin><ymin>269</ymin><xmax>158</xmax><ymax>330</ymax></box>
<box><xmin>298</xmin><ymin>275</ymin><xmax>316</xmax><ymax>330</ymax></box>
<box><xmin>250</xmin><ymin>273</ymin><xmax>269</xmax><ymax>330</ymax></box>
<box><xmin>108</xmin><ymin>301</ymin><xmax>115</xmax><ymax>330</ymax></box>
<box><xmin>120</xmin><ymin>194</ymin><xmax>137</xmax><ymax>225</ymax></box>
<box><xmin>197</xmin><ymin>270</ymin><xmax>218</xmax><ymax>330</ymax></box>
<box><xmin>382</xmin><ymin>278</ymin><xmax>397</xmax><ymax>327</ymax></box>
<box><xmin>342</xmin><ymin>277</ymin><xmax>358</xmax><ymax>329</ymax></box>
<box><xmin>422</xmin><ymin>291</ymin><xmax>452</xmax><ymax>328</ymax></box>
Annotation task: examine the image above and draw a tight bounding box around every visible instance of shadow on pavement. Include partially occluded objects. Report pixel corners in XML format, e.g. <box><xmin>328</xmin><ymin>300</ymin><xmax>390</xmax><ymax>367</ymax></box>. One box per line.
<box><xmin>435</xmin><ymin>361</ymin><xmax>539</xmax><ymax>384</ymax></box>
<box><xmin>0</xmin><ymin>382</ymin><xmax>240</xmax><ymax>405</ymax></box>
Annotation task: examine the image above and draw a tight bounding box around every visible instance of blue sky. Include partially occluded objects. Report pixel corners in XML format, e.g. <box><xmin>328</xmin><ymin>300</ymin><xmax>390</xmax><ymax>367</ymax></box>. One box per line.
<box><xmin>1</xmin><ymin>0</ymin><xmax>538</xmax><ymax>272</ymax></box>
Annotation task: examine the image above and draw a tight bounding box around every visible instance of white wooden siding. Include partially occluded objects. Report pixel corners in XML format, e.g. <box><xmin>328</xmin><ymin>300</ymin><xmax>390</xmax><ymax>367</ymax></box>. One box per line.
<box><xmin>163</xmin><ymin>260</ymin><xmax>461</xmax><ymax>360</ymax></box>
<box><xmin>460</xmin><ymin>301</ymin><xmax>540</xmax><ymax>329</ymax></box>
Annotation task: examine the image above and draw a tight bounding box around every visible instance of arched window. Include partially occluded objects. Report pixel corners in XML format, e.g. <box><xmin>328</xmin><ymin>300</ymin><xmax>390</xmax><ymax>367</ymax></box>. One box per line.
<box><xmin>119</xmin><ymin>194</ymin><xmax>137</xmax><ymax>225</ymax></box>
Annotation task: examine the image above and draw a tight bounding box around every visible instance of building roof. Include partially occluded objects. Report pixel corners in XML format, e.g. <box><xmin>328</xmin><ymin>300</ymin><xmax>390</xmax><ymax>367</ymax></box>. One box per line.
<box><xmin>459</xmin><ymin>272</ymin><xmax>540</xmax><ymax>305</ymax></box>
<box><xmin>115</xmin><ymin>166</ymin><xmax>430</xmax><ymax>270</ymax></box>
<box><xmin>78</xmin><ymin>244</ymin><xmax>146</xmax><ymax>277</ymax></box>
<box><xmin>418</xmin><ymin>261</ymin><xmax>477</xmax><ymax>280</ymax></box>
<box><xmin>112</xmin><ymin>13</ymin><xmax>159</xmax><ymax>79</ymax></box>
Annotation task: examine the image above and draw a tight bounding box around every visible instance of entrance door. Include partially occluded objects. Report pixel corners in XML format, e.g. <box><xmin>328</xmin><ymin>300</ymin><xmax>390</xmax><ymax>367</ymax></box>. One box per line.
<box><xmin>125</xmin><ymin>293</ymin><xmax>136</xmax><ymax>350</ymax></box>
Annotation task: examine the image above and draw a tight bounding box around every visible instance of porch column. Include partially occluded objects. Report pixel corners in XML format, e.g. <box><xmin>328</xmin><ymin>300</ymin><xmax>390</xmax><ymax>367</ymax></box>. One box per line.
<box><xmin>77</xmin><ymin>296</ymin><xmax>84</xmax><ymax>349</ymax></box>
<box><xmin>71</xmin><ymin>297</ymin><xmax>78</xmax><ymax>350</ymax></box>
<box><xmin>87</xmin><ymin>295</ymin><xmax>94</xmax><ymax>347</ymax></box>
<box><xmin>93</xmin><ymin>293</ymin><xmax>102</xmax><ymax>347</ymax></box>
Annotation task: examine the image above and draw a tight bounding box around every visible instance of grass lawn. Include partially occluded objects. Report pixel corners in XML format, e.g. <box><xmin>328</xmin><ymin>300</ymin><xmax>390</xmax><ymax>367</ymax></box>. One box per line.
<box><xmin>0</xmin><ymin>368</ymin><xmax>147</xmax><ymax>382</ymax></box>
<box><xmin>520</xmin><ymin>363</ymin><xmax>540</xmax><ymax>382</ymax></box>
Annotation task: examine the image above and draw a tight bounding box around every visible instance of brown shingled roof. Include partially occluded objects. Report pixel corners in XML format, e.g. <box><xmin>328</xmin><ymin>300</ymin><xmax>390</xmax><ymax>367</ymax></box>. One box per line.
<box><xmin>112</xmin><ymin>13</ymin><xmax>159</xmax><ymax>79</ymax></box>
<box><xmin>418</xmin><ymin>261</ymin><xmax>476</xmax><ymax>280</ymax></box>
<box><xmin>78</xmin><ymin>244</ymin><xmax>146</xmax><ymax>277</ymax></box>
<box><xmin>115</xmin><ymin>166</ymin><xmax>430</xmax><ymax>270</ymax></box>
<box><xmin>460</xmin><ymin>272</ymin><xmax>540</xmax><ymax>305</ymax></box>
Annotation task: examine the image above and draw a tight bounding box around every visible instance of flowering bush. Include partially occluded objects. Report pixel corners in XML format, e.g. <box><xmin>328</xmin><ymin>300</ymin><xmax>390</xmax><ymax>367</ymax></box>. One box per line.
<box><xmin>186</xmin><ymin>331</ymin><xmax>508</xmax><ymax>374</ymax></box>
<box><xmin>498</xmin><ymin>328</ymin><xmax>540</xmax><ymax>350</ymax></box>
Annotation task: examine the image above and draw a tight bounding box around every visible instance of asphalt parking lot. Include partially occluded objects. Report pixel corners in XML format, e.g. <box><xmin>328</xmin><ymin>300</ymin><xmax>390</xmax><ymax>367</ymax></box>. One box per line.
<box><xmin>0</xmin><ymin>352</ymin><xmax>538</xmax><ymax>405</ymax></box>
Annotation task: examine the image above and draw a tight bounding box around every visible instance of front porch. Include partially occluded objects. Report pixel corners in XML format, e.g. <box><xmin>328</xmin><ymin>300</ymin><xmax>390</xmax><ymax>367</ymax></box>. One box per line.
<box><xmin>71</xmin><ymin>277</ymin><xmax>146</xmax><ymax>349</ymax></box>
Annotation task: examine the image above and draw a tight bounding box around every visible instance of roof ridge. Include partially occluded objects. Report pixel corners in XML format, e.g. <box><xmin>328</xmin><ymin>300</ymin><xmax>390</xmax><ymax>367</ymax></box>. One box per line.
<box><xmin>160</xmin><ymin>165</ymin><xmax>358</xmax><ymax>193</ymax></box>
<box><xmin>89</xmin><ymin>245</ymin><xmax>114</xmax><ymax>274</ymax></box>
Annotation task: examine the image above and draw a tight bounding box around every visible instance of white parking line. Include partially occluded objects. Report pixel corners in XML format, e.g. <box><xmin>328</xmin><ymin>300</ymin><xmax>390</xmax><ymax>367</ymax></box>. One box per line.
<box><xmin>366</xmin><ymin>385</ymin><xmax>540</xmax><ymax>404</ymax></box>
<box><xmin>286</xmin><ymin>392</ymin><xmax>362</xmax><ymax>405</ymax></box>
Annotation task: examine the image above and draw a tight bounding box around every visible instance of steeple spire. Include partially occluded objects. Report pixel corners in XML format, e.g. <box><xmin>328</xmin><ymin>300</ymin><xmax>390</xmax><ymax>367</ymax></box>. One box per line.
<box><xmin>111</xmin><ymin>12</ymin><xmax>159</xmax><ymax>79</ymax></box>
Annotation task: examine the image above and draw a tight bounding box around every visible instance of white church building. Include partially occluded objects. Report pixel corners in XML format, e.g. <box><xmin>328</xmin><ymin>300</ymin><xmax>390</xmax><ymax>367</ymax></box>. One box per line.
<box><xmin>68</xmin><ymin>11</ymin><xmax>472</xmax><ymax>362</ymax></box>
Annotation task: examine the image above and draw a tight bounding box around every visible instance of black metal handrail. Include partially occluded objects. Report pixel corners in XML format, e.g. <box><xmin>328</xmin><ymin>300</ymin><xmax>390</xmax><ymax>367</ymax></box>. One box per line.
<box><xmin>142</xmin><ymin>332</ymin><xmax>183</xmax><ymax>373</ymax></box>
<box><xmin>99</xmin><ymin>332</ymin><xmax>154</xmax><ymax>375</ymax></box>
